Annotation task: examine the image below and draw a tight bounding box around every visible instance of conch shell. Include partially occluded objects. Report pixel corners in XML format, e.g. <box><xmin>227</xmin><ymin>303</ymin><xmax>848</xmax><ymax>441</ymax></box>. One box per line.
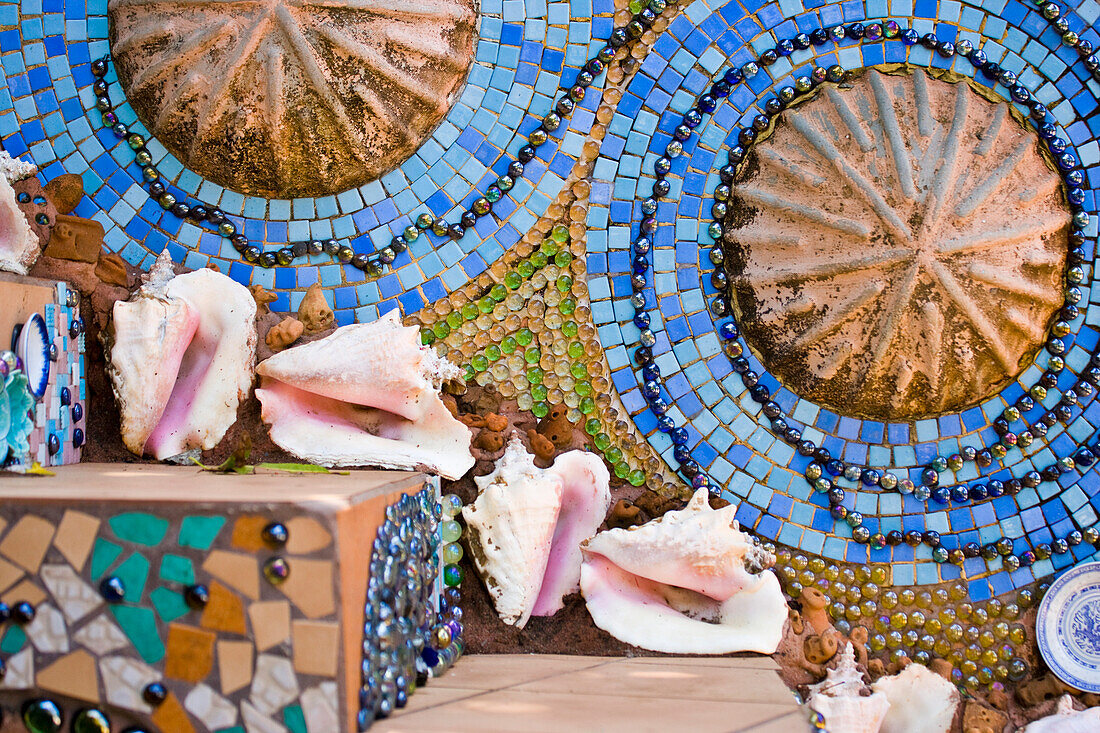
<box><xmin>807</xmin><ymin>643</ymin><xmax>889</xmax><ymax>733</ymax></box>
<box><xmin>871</xmin><ymin>661</ymin><xmax>960</xmax><ymax>733</ymax></box>
<box><xmin>1022</xmin><ymin>695</ymin><xmax>1100</xmax><ymax>732</ymax></box>
<box><xmin>0</xmin><ymin>173</ymin><xmax>40</xmax><ymax>274</ymax></box>
<box><xmin>462</xmin><ymin>435</ymin><xmax>611</xmax><ymax>626</ymax></box>
<box><xmin>107</xmin><ymin>250</ymin><xmax>256</xmax><ymax>459</ymax></box>
<box><xmin>254</xmin><ymin>311</ymin><xmax>474</xmax><ymax>479</ymax></box>
<box><xmin>579</xmin><ymin>488</ymin><xmax>787</xmax><ymax>654</ymax></box>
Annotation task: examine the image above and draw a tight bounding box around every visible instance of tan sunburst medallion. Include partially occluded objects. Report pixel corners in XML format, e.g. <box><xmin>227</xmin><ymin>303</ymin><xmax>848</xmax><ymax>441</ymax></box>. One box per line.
<box><xmin>108</xmin><ymin>0</ymin><xmax>478</xmax><ymax>198</ymax></box>
<box><xmin>725</xmin><ymin>69</ymin><xmax>1070</xmax><ymax>421</ymax></box>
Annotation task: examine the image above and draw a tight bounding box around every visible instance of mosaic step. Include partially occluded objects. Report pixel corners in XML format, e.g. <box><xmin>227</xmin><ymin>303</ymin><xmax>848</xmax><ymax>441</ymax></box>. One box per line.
<box><xmin>0</xmin><ymin>273</ymin><xmax>84</xmax><ymax>469</ymax></box>
<box><xmin>0</xmin><ymin>464</ymin><xmax>448</xmax><ymax>732</ymax></box>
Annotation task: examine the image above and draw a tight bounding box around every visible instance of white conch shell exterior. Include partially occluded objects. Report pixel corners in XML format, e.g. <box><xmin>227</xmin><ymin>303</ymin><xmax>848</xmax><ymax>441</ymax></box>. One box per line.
<box><xmin>463</xmin><ymin>436</ymin><xmax>563</xmax><ymax>627</ymax></box>
<box><xmin>0</xmin><ymin>174</ymin><xmax>40</xmax><ymax>275</ymax></box>
<box><xmin>579</xmin><ymin>487</ymin><xmax>786</xmax><ymax>654</ymax></box>
<box><xmin>807</xmin><ymin>643</ymin><xmax>889</xmax><ymax>733</ymax></box>
<box><xmin>254</xmin><ymin>310</ymin><xmax>474</xmax><ymax>479</ymax></box>
<box><xmin>107</xmin><ymin>250</ymin><xmax>256</xmax><ymax>459</ymax></box>
<box><xmin>1022</xmin><ymin>695</ymin><xmax>1100</xmax><ymax>732</ymax></box>
<box><xmin>870</xmin><ymin>662</ymin><xmax>960</xmax><ymax>733</ymax></box>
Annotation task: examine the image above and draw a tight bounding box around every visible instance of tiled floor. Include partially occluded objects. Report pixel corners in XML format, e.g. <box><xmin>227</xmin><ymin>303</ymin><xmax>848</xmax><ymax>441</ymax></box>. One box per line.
<box><xmin>372</xmin><ymin>654</ymin><xmax>806</xmax><ymax>733</ymax></box>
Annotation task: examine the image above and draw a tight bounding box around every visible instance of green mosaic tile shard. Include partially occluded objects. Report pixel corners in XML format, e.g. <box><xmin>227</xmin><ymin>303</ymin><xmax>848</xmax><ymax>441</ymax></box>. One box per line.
<box><xmin>150</xmin><ymin>587</ymin><xmax>190</xmax><ymax>623</ymax></box>
<box><xmin>111</xmin><ymin>606</ymin><xmax>164</xmax><ymax>664</ymax></box>
<box><xmin>178</xmin><ymin>515</ymin><xmax>227</xmax><ymax>550</ymax></box>
<box><xmin>159</xmin><ymin>554</ymin><xmax>195</xmax><ymax>585</ymax></box>
<box><xmin>109</xmin><ymin>512</ymin><xmax>169</xmax><ymax>546</ymax></box>
<box><xmin>113</xmin><ymin>553</ymin><xmax>151</xmax><ymax>603</ymax></box>
<box><xmin>283</xmin><ymin>705</ymin><xmax>306</xmax><ymax>733</ymax></box>
<box><xmin>90</xmin><ymin>538</ymin><xmax>122</xmax><ymax>579</ymax></box>
<box><xmin>215</xmin><ymin>728</ymin><xmax>245</xmax><ymax>733</ymax></box>
<box><xmin>1</xmin><ymin>625</ymin><xmax>25</xmax><ymax>654</ymax></box>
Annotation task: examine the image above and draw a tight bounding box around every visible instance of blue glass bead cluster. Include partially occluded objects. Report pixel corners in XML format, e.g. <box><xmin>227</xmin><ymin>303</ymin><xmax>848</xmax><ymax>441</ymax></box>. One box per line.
<box><xmin>627</xmin><ymin>17</ymin><xmax>1100</xmax><ymax>572</ymax></box>
<box><xmin>81</xmin><ymin>0</ymin><xmax>670</xmax><ymax>277</ymax></box>
<box><xmin>358</xmin><ymin>487</ymin><xmax>464</xmax><ymax>730</ymax></box>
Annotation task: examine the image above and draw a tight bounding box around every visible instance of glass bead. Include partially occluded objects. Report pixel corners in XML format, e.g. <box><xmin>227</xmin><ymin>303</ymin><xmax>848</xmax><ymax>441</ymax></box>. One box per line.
<box><xmin>263</xmin><ymin>557</ymin><xmax>290</xmax><ymax>585</ymax></box>
<box><xmin>23</xmin><ymin>700</ymin><xmax>63</xmax><ymax>733</ymax></box>
<box><xmin>443</xmin><ymin>564</ymin><xmax>463</xmax><ymax>587</ymax></box>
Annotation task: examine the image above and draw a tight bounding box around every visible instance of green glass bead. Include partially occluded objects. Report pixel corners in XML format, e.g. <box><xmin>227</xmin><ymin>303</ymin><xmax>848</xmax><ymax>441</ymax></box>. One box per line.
<box><xmin>446</xmin><ymin>312</ymin><xmax>462</xmax><ymax>329</ymax></box>
<box><xmin>438</xmin><ymin>544</ymin><xmax>463</xmax><ymax>569</ymax></box>
<box><xmin>71</xmin><ymin>709</ymin><xmax>110</xmax><ymax>733</ymax></box>
<box><xmin>555</xmin><ymin>251</ymin><xmax>573</xmax><ymax>267</ymax></box>
<box><xmin>594</xmin><ymin>432</ymin><xmax>611</xmax><ymax>451</ymax></box>
<box><xmin>517</xmin><ymin>328</ymin><xmax>534</xmax><ymax>346</ymax></box>
<box><xmin>559</xmin><ymin>298</ymin><xmax>576</xmax><ymax>315</ymax></box>
<box><xmin>490</xmin><ymin>284</ymin><xmax>507</xmax><ymax>302</ymax></box>
<box><xmin>127</xmin><ymin>133</ymin><xmax>146</xmax><ymax>150</ymax></box>
<box><xmin>614</xmin><ymin>462</ymin><xmax>630</xmax><ymax>479</ymax></box>
<box><xmin>575</xmin><ymin>381</ymin><xmax>592</xmax><ymax>397</ymax></box>
<box><xmin>478</xmin><ymin>297</ymin><xmax>494</xmax><ymax>314</ymax></box>
<box><xmin>524</xmin><ymin>346</ymin><xmax>541</xmax><ymax>363</ymax></box>
<box><xmin>505</xmin><ymin>271</ymin><xmax>523</xmax><ymax>289</ymax></box>
<box><xmin>470</xmin><ymin>354</ymin><xmax>488</xmax><ymax>372</ymax></box>
<box><xmin>497</xmin><ymin>175</ymin><xmax>514</xmax><ymax>191</ymax></box>
<box><xmin>441</xmin><ymin>521</ymin><xmax>462</xmax><ymax>544</ymax></box>
<box><xmin>532</xmin><ymin>402</ymin><xmax>550</xmax><ymax>418</ymax></box>
<box><xmin>442</xmin><ymin>494</ymin><xmax>463</xmax><ymax>517</ymax></box>
<box><xmin>585</xmin><ymin>419</ymin><xmax>601</xmax><ymax>435</ymax></box>
<box><xmin>433</xmin><ymin>322</ymin><xmax>451</xmax><ymax>339</ymax></box>
<box><xmin>551</xmin><ymin>224</ymin><xmax>569</xmax><ymax>243</ymax></box>
<box><xmin>556</xmin><ymin>275</ymin><xmax>573</xmax><ymax>293</ymax></box>
<box><xmin>485</xmin><ymin>345</ymin><xmax>501</xmax><ymax>362</ymax></box>
<box><xmin>461</xmin><ymin>302</ymin><xmax>479</xmax><ymax>321</ymax></box>
<box><xmin>486</xmin><ymin>186</ymin><xmax>503</xmax><ymax>203</ymax></box>
<box><xmin>416</xmin><ymin>213</ymin><xmax>435</xmax><ymax>229</ymax></box>
<box><xmin>530</xmin><ymin>251</ymin><xmax>548</xmax><ymax>268</ymax></box>
<box><xmin>443</xmin><ymin>564</ymin><xmax>463</xmax><ymax>587</ymax></box>
<box><xmin>580</xmin><ymin>396</ymin><xmax>595</xmax><ymax>414</ymax></box>
<box><xmin>158</xmin><ymin>193</ymin><xmax>176</xmax><ymax>209</ymax></box>
<box><xmin>561</xmin><ymin>321</ymin><xmax>578</xmax><ymax>338</ymax></box>
<box><xmin>527</xmin><ymin>367</ymin><xmax>544</xmax><ymax>385</ymax></box>
<box><xmin>567</xmin><ymin>341</ymin><xmax>585</xmax><ymax>358</ymax></box>
<box><xmin>604</xmin><ymin>446</ymin><xmax>623</xmax><ymax>464</ymax></box>
<box><xmin>531</xmin><ymin>384</ymin><xmax>548</xmax><ymax>401</ymax></box>
<box><xmin>23</xmin><ymin>700</ymin><xmax>63</xmax><ymax>733</ymax></box>
<box><xmin>517</xmin><ymin>260</ymin><xmax>535</xmax><ymax>278</ymax></box>
<box><xmin>403</xmin><ymin>226</ymin><xmax>419</xmax><ymax>242</ymax></box>
<box><xmin>541</xmin><ymin>239</ymin><xmax>559</xmax><ymax>256</ymax></box>
<box><xmin>628</xmin><ymin>470</ymin><xmax>646</xmax><ymax>486</ymax></box>
<box><xmin>135</xmin><ymin>150</ymin><xmax>153</xmax><ymax>166</ymax></box>
<box><xmin>529</xmin><ymin>129</ymin><xmax>548</xmax><ymax>146</ymax></box>
<box><xmin>501</xmin><ymin>336</ymin><xmax>517</xmax><ymax>354</ymax></box>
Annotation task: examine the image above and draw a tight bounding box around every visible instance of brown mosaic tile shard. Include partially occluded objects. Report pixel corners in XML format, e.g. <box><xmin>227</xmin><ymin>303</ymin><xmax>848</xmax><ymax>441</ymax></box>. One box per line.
<box><xmin>202</xmin><ymin>550</ymin><xmax>260</xmax><ymax>601</ymax></box>
<box><xmin>36</xmin><ymin>649</ymin><xmax>99</xmax><ymax>703</ymax></box>
<box><xmin>248</xmin><ymin>600</ymin><xmax>291</xmax><ymax>652</ymax></box>
<box><xmin>53</xmin><ymin>510</ymin><xmax>101</xmax><ymax>572</ymax></box>
<box><xmin>165</xmin><ymin>623</ymin><xmax>216</xmax><ymax>684</ymax></box>
<box><xmin>199</xmin><ymin>581</ymin><xmax>247</xmax><ymax>636</ymax></box>
<box><xmin>276</xmin><ymin>558</ymin><xmax>335</xmax><ymax>619</ymax></box>
<box><xmin>216</xmin><ymin>639</ymin><xmax>253</xmax><ymax>695</ymax></box>
<box><xmin>292</xmin><ymin>620</ymin><xmax>339</xmax><ymax>677</ymax></box>
<box><xmin>285</xmin><ymin>517</ymin><xmax>332</xmax><ymax>555</ymax></box>
<box><xmin>0</xmin><ymin>515</ymin><xmax>55</xmax><ymax>573</ymax></box>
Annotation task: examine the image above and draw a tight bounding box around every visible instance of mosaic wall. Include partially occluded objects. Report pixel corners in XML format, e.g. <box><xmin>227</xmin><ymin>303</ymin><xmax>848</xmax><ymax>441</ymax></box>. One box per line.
<box><xmin>6</xmin><ymin>0</ymin><xmax>1100</xmax><ymax>707</ymax></box>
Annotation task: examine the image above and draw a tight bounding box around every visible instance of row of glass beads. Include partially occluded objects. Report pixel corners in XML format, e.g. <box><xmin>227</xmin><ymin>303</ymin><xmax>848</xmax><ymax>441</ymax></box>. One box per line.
<box><xmin>82</xmin><ymin>0</ymin><xmax>672</xmax><ymax>275</ymax></box>
<box><xmin>627</xmin><ymin>19</ymin><xmax>1100</xmax><ymax>566</ymax></box>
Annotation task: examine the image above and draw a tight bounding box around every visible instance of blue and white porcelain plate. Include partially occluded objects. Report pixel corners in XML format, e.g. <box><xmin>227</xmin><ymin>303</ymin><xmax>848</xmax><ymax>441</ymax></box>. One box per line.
<box><xmin>1037</xmin><ymin>561</ymin><xmax>1100</xmax><ymax>693</ymax></box>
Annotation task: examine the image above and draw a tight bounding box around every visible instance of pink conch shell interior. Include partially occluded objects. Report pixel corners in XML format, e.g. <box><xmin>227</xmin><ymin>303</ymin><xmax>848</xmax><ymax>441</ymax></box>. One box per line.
<box><xmin>254</xmin><ymin>311</ymin><xmax>474</xmax><ymax>479</ymax></box>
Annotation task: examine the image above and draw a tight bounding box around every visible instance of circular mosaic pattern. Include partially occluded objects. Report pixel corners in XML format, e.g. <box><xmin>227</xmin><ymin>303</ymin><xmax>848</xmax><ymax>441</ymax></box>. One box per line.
<box><xmin>108</xmin><ymin>0</ymin><xmax>479</xmax><ymax>199</ymax></box>
<box><xmin>727</xmin><ymin>69</ymin><xmax>1069</xmax><ymax>421</ymax></box>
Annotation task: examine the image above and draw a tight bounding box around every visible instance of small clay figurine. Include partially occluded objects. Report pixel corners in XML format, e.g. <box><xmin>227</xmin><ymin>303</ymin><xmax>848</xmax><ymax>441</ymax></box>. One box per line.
<box><xmin>799</xmin><ymin>587</ymin><xmax>833</xmax><ymax>635</ymax></box>
<box><xmin>297</xmin><ymin>282</ymin><xmax>334</xmax><ymax>332</ymax></box>
<box><xmin>266</xmin><ymin>317</ymin><xmax>305</xmax><ymax>352</ymax></box>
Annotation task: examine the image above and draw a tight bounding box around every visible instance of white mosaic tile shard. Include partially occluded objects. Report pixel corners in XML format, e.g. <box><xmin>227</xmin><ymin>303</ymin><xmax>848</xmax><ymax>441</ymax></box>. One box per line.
<box><xmin>0</xmin><ymin>647</ymin><xmax>33</xmax><ymax>689</ymax></box>
<box><xmin>250</xmin><ymin>653</ymin><xmax>300</xmax><ymax>716</ymax></box>
<box><xmin>241</xmin><ymin>699</ymin><xmax>289</xmax><ymax>733</ymax></box>
<box><xmin>185</xmin><ymin>682</ymin><xmax>238</xmax><ymax>730</ymax></box>
<box><xmin>100</xmin><ymin>655</ymin><xmax>158</xmax><ymax>713</ymax></box>
<box><xmin>40</xmin><ymin>563</ymin><xmax>102</xmax><ymax>624</ymax></box>
<box><xmin>301</xmin><ymin>681</ymin><xmax>339</xmax><ymax>733</ymax></box>
<box><xmin>74</xmin><ymin>613</ymin><xmax>131</xmax><ymax>655</ymax></box>
<box><xmin>26</xmin><ymin>603</ymin><xmax>68</xmax><ymax>653</ymax></box>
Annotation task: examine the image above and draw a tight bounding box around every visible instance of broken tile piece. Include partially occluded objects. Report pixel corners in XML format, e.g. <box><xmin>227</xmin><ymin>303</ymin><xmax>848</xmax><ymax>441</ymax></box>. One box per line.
<box><xmin>27</xmin><ymin>603</ymin><xmax>68</xmax><ymax>653</ymax></box>
<box><xmin>74</xmin><ymin>614</ymin><xmax>130</xmax><ymax>655</ymax></box>
<box><xmin>250</xmin><ymin>653</ymin><xmax>300</xmax><ymax>716</ymax></box>
<box><xmin>3</xmin><ymin>578</ymin><xmax>46</xmax><ymax>606</ymax></box>
<box><xmin>54</xmin><ymin>510</ymin><xmax>101</xmax><ymax>572</ymax></box>
<box><xmin>285</xmin><ymin>517</ymin><xmax>332</xmax><ymax>554</ymax></box>
<box><xmin>101</xmin><ymin>655</ymin><xmax>158</xmax><ymax>713</ymax></box>
<box><xmin>165</xmin><ymin>623</ymin><xmax>216</xmax><ymax>683</ymax></box>
<box><xmin>111</xmin><ymin>606</ymin><xmax>165</xmax><ymax>664</ymax></box>
<box><xmin>184</xmin><ymin>683</ymin><xmax>237</xmax><ymax>730</ymax></box>
<box><xmin>151</xmin><ymin>587</ymin><xmax>191</xmax><ymax>623</ymax></box>
<box><xmin>0</xmin><ymin>647</ymin><xmax>33</xmax><ymax>689</ymax></box>
<box><xmin>276</xmin><ymin>558</ymin><xmax>334</xmax><ymax>618</ymax></box>
<box><xmin>179</xmin><ymin>515</ymin><xmax>227</xmax><ymax>551</ymax></box>
<box><xmin>217</xmin><ymin>640</ymin><xmax>253</xmax><ymax>695</ymax></box>
<box><xmin>160</xmin><ymin>553</ymin><xmax>196</xmax><ymax>585</ymax></box>
<box><xmin>37</xmin><ymin>649</ymin><xmax>99</xmax><ymax>702</ymax></box>
<box><xmin>109</xmin><ymin>512</ymin><xmax>169</xmax><ymax>546</ymax></box>
<box><xmin>90</xmin><ymin>538</ymin><xmax>122</xmax><ymax>579</ymax></box>
<box><xmin>153</xmin><ymin>692</ymin><xmax>197</xmax><ymax>733</ymax></box>
<box><xmin>113</xmin><ymin>552</ymin><xmax>151</xmax><ymax>603</ymax></box>
<box><xmin>201</xmin><ymin>581</ymin><xmax>247</xmax><ymax>635</ymax></box>
<box><xmin>1</xmin><ymin>626</ymin><xmax>25</xmax><ymax>654</ymax></box>
<box><xmin>300</xmin><ymin>681</ymin><xmax>339</xmax><ymax>733</ymax></box>
<box><xmin>248</xmin><ymin>601</ymin><xmax>290</xmax><ymax>652</ymax></box>
<box><xmin>203</xmin><ymin>550</ymin><xmax>260</xmax><ymax>600</ymax></box>
<box><xmin>283</xmin><ymin>705</ymin><xmax>307</xmax><ymax>733</ymax></box>
<box><xmin>40</xmin><ymin>564</ymin><xmax>102</xmax><ymax>624</ymax></box>
<box><xmin>242</xmin><ymin>699</ymin><xmax>288</xmax><ymax>733</ymax></box>
<box><xmin>0</xmin><ymin>515</ymin><xmax>55</xmax><ymax>572</ymax></box>
<box><xmin>231</xmin><ymin>515</ymin><xmax>269</xmax><ymax>552</ymax></box>
<box><xmin>292</xmin><ymin>620</ymin><xmax>339</xmax><ymax>677</ymax></box>
<box><xmin>0</xmin><ymin>557</ymin><xmax>24</xmax><ymax>595</ymax></box>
